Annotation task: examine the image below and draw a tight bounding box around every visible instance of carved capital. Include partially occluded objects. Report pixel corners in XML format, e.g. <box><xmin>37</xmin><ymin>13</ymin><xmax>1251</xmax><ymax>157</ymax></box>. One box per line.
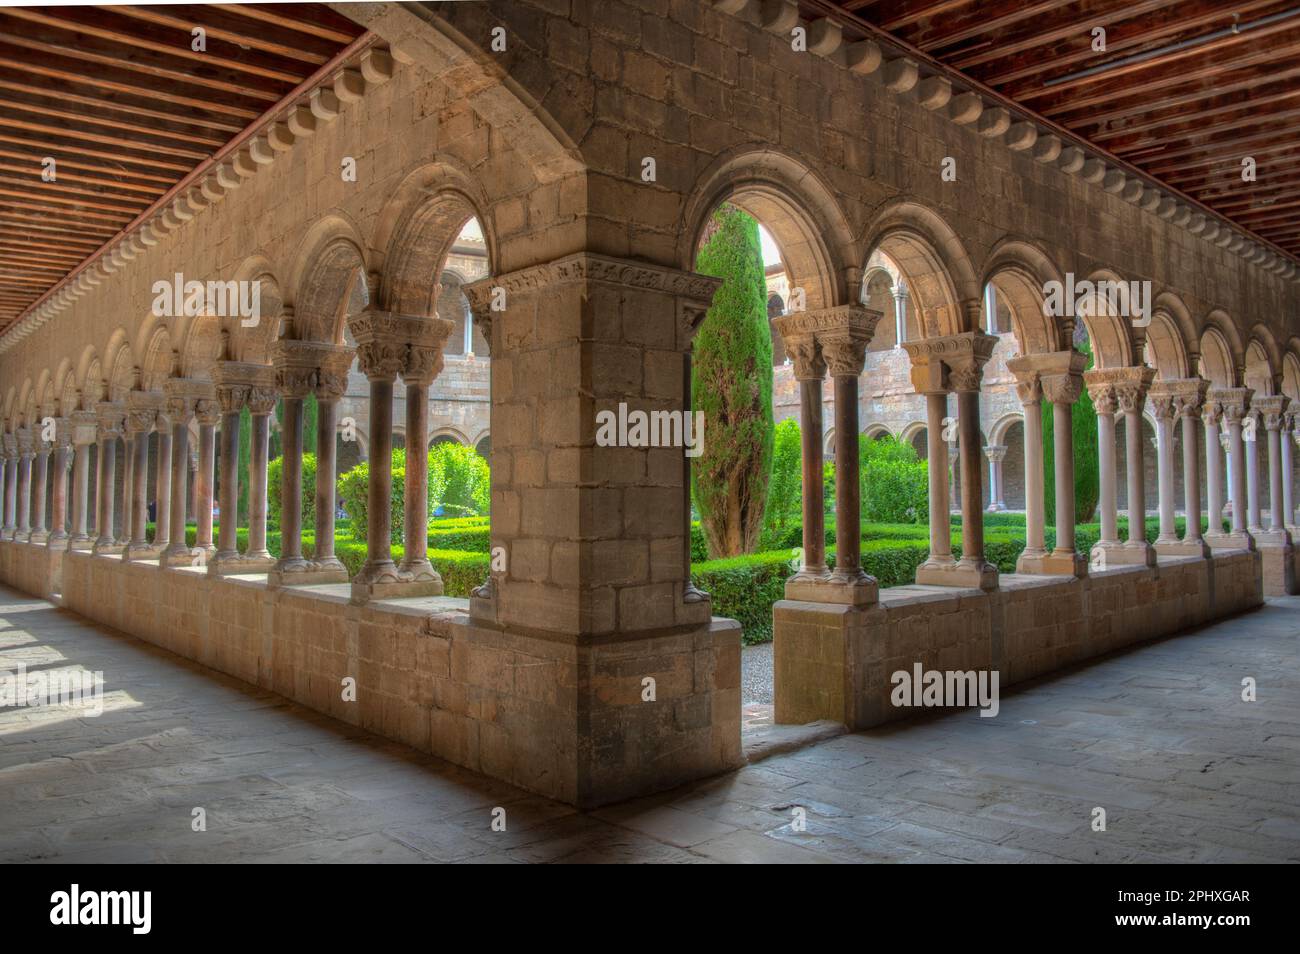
<box><xmin>94</xmin><ymin>402</ymin><xmax>125</xmax><ymax>439</ymax></box>
<box><xmin>1252</xmin><ymin>394</ymin><xmax>1289</xmax><ymax>431</ymax></box>
<box><xmin>1209</xmin><ymin>387</ymin><xmax>1252</xmax><ymax>425</ymax></box>
<box><xmin>984</xmin><ymin>444</ymin><xmax>1007</xmax><ymax>463</ymax></box>
<box><xmin>196</xmin><ymin>399</ymin><xmax>222</xmax><ymax>427</ymax></box>
<box><xmin>125</xmin><ymin>409</ymin><xmax>158</xmax><ymax>436</ymax></box>
<box><xmin>784</xmin><ymin>337</ymin><xmax>825</xmax><ymax>381</ymax></box>
<box><xmin>903</xmin><ymin>331</ymin><xmax>997</xmax><ymax>395</ymax></box>
<box><xmin>216</xmin><ymin>385</ymin><xmax>249</xmax><ymax>415</ymax></box>
<box><xmin>247</xmin><ymin>387</ymin><xmax>279</xmax><ymax>416</ymax></box>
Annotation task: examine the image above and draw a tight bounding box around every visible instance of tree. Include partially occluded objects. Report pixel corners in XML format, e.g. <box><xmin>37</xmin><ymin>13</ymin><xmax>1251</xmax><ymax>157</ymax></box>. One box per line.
<box><xmin>691</xmin><ymin>204</ymin><xmax>774</xmax><ymax>558</ymax></box>
<box><xmin>1043</xmin><ymin>339</ymin><xmax>1099</xmax><ymax>525</ymax></box>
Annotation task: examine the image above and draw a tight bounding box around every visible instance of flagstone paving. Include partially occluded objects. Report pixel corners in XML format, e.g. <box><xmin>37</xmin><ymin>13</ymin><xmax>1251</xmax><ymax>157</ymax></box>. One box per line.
<box><xmin>1</xmin><ymin>583</ymin><xmax>1296</xmax><ymax>863</ymax></box>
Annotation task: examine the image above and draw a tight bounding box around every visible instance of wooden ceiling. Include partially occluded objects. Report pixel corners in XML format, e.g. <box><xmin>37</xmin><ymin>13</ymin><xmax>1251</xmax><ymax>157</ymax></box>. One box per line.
<box><xmin>0</xmin><ymin>3</ymin><xmax>365</xmax><ymax>332</ymax></box>
<box><xmin>806</xmin><ymin>0</ymin><xmax>1300</xmax><ymax>262</ymax></box>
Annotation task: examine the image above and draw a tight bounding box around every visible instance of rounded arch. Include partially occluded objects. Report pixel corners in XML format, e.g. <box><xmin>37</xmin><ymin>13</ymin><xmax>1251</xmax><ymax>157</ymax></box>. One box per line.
<box><xmin>288</xmin><ymin>214</ymin><xmax>370</xmax><ymax>345</ymax></box>
<box><xmin>989</xmin><ymin>411</ymin><xmax>1024</xmax><ymax>446</ymax></box>
<box><xmin>102</xmin><ymin>330</ymin><xmax>137</xmax><ymax>401</ymax></box>
<box><xmin>862</xmin><ymin>200</ymin><xmax>980</xmax><ymax>337</ymax></box>
<box><xmin>429</xmin><ymin>425</ymin><xmax>470</xmax><ymax>446</ymax></box>
<box><xmin>58</xmin><ymin>367</ymin><xmax>78</xmax><ymax>417</ymax></box>
<box><xmin>82</xmin><ymin>358</ymin><xmax>104</xmax><ymax>407</ymax></box>
<box><xmin>1245</xmin><ymin>324</ymin><xmax>1282</xmax><ymax>396</ymax></box>
<box><xmin>372</xmin><ymin>158</ymin><xmax>496</xmax><ymax>319</ymax></box>
<box><xmin>1199</xmin><ymin>324</ymin><xmax>1238</xmax><ymax>389</ymax></box>
<box><xmin>1076</xmin><ymin>268</ymin><xmax>1136</xmax><ymax>369</ymax></box>
<box><xmin>178</xmin><ymin>313</ymin><xmax>225</xmax><ymax>380</ymax></box>
<box><xmin>680</xmin><ymin>145</ymin><xmax>857</xmax><ymax>311</ymax></box>
<box><xmin>981</xmin><ymin>238</ymin><xmax>1068</xmax><ymax>355</ymax></box>
<box><xmin>140</xmin><ymin>325</ymin><xmax>174</xmax><ymax>392</ymax></box>
<box><xmin>1145</xmin><ymin>293</ymin><xmax>1195</xmax><ymax>380</ymax></box>
<box><xmin>1282</xmin><ymin>346</ymin><xmax>1300</xmax><ymax>401</ymax></box>
<box><xmin>228</xmin><ymin>255</ymin><xmax>285</xmax><ymax>363</ymax></box>
<box><xmin>863</xmin><ymin>423</ymin><xmax>892</xmax><ymax>440</ymax></box>
<box><xmin>74</xmin><ymin>345</ymin><xmax>100</xmax><ymax>403</ymax></box>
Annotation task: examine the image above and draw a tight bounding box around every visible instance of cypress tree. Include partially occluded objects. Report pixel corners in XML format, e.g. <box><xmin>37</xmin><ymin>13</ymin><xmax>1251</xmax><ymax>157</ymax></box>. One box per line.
<box><xmin>691</xmin><ymin>204</ymin><xmax>774</xmax><ymax>557</ymax></box>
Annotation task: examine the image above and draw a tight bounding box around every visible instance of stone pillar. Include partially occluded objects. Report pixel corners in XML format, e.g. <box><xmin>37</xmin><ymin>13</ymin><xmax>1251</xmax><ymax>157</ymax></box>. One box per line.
<box><xmin>153</xmin><ymin>421</ymin><xmax>171</xmax><ymax>551</ymax></box>
<box><xmin>0</xmin><ymin>441</ymin><xmax>9</xmax><ymax>540</ymax></box>
<box><xmin>1253</xmin><ymin>395</ymin><xmax>1292</xmax><ymax>549</ymax></box>
<box><xmin>0</xmin><ymin>434</ymin><xmax>16</xmax><ymax>540</ymax></box>
<box><xmin>15</xmin><ymin>428</ymin><xmax>32</xmax><ymax>542</ymax></box>
<box><xmin>160</xmin><ymin>386</ymin><xmax>198</xmax><ymax>568</ymax></box>
<box><xmin>1152</xmin><ymin>379</ymin><xmax>1210</xmax><ymax>557</ymax></box>
<box><xmin>68</xmin><ymin>412</ymin><xmax>95</xmax><ymax>549</ymax></box>
<box><xmin>1117</xmin><ymin>368</ymin><xmax>1156</xmax><ymax>566</ymax></box>
<box><xmin>904</xmin><ymin>332</ymin><xmax>998</xmax><ymax>589</ymax></box>
<box><xmin>1244</xmin><ymin>408</ymin><xmax>1263</xmax><ymax>535</ymax></box>
<box><xmin>1008</xmin><ymin>364</ymin><xmax>1046</xmax><ymax>568</ymax></box>
<box><xmin>777</xmin><ymin>306</ymin><xmax>880</xmax><ymax>603</ymax></box>
<box><xmin>1150</xmin><ymin>389</ymin><xmax>1179</xmax><ymax>549</ymax></box>
<box><xmin>268</xmin><ymin>342</ymin><xmax>312</xmax><ymax>586</ymax></box>
<box><xmin>245</xmin><ymin>387</ymin><xmax>277</xmax><ymax>564</ymax></box>
<box><xmin>124</xmin><ymin>404</ymin><xmax>161</xmax><ymax>561</ymax></box>
<box><xmin>311</xmin><ymin>348</ymin><xmax>354</xmax><ymax>582</ymax></box>
<box><xmin>1212</xmin><ymin>388</ymin><xmax>1255</xmax><ymax>550</ymax></box>
<box><xmin>892</xmin><ymin>281</ymin><xmax>908</xmax><ymax>347</ymax></box>
<box><xmin>345</xmin><ymin>310</ymin><xmax>424</xmax><ymax>601</ymax></box>
<box><xmin>1285</xmin><ymin>410</ymin><xmax>1299</xmax><ymax>533</ymax></box>
<box><xmin>207</xmin><ymin>362</ymin><xmax>275</xmax><ymax>575</ymax></box>
<box><xmin>779</xmin><ymin>327</ymin><xmax>829</xmax><ymax>585</ymax></box>
<box><xmin>1202</xmin><ymin>399</ymin><xmax>1226</xmax><ymax>547</ymax></box>
<box><xmin>92</xmin><ymin>406</ymin><xmax>124</xmax><ymax>554</ymax></box>
<box><xmin>194</xmin><ymin>400</ymin><xmax>219</xmax><ymax>561</ymax></box>
<box><xmin>1086</xmin><ymin>378</ymin><xmax>1121</xmax><ymax>567</ymax></box>
<box><xmin>983</xmin><ymin>445</ymin><xmax>1006</xmax><ymax>511</ymax></box>
<box><xmin>47</xmin><ymin>419</ymin><xmax>71</xmax><ymax>548</ymax></box>
<box><xmin>119</xmin><ymin>423</ymin><xmax>133</xmax><ymax>549</ymax></box>
<box><xmin>29</xmin><ymin>427</ymin><xmax>50</xmax><ymax>544</ymax></box>
<box><xmin>210</xmin><ymin>384</ymin><xmax>245</xmax><ymax>573</ymax></box>
<box><xmin>396</xmin><ymin>329</ymin><xmax>451</xmax><ymax>594</ymax></box>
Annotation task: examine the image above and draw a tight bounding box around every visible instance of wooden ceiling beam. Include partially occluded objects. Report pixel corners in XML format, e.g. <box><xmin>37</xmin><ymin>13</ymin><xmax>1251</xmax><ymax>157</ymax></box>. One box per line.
<box><xmin>0</xmin><ymin>161</ymin><xmax>168</xmax><ymax>197</ymax></box>
<box><xmin>0</xmin><ymin>90</ymin><xmax>229</xmax><ymax>148</ymax></box>
<box><xmin>110</xmin><ymin>4</ymin><xmax>343</xmax><ymax>64</ymax></box>
<box><xmin>0</xmin><ymin>177</ymin><xmax>145</xmax><ymax>215</ymax></box>
<box><xmin>0</xmin><ymin>72</ymin><xmax>245</xmax><ymax>135</ymax></box>
<box><xmin>0</xmin><ymin>134</ymin><xmax>195</xmax><ymax>174</ymax></box>
<box><xmin>208</xmin><ymin>3</ymin><xmax>362</xmax><ymax>44</ymax></box>
<box><xmin>0</xmin><ymin>110</ymin><xmax>215</xmax><ymax>161</ymax></box>
<box><xmin>0</xmin><ymin>147</ymin><xmax>177</xmax><ymax>186</ymax></box>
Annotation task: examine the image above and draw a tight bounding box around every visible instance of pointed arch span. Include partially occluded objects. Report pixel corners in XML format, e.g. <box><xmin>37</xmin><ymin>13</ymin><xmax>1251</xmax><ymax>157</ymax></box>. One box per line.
<box><xmin>681</xmin><ymin>145</ymin><xmax>857</xmax><ymax>312</ymax></box>
<box><xmin>863</xmin><ymin>200</ymin><xmax>980</xmax><ymax>338</ymax></box>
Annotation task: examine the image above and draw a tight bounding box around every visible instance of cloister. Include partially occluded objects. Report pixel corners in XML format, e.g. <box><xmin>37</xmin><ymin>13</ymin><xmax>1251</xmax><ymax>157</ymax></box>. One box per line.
<box><xmin>0</xmin><ymin>0</ymin><xmax>1297</xmax><ymax>817</ymax></box>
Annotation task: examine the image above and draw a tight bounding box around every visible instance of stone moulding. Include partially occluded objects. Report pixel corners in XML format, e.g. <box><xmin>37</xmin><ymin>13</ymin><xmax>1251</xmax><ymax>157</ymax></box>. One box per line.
<box><xmin>466</xmin><ymin>253</ymin><xmax>724</xmax><ymax>305</ymax></box>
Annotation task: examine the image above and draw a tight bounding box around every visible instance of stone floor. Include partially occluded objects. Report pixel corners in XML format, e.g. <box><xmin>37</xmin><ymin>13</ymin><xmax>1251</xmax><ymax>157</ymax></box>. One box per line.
<box><xmin>1</xmin><ymin>583</ymin><xmax>1296</xmax><ymax>863</ymax></box>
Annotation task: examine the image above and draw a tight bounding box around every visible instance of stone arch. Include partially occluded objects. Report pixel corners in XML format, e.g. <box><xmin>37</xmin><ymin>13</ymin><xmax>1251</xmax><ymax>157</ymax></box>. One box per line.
<box><xmin>680</xmin><ymin>145</ymin><xmax>857</xmax><ymax>311</ymax></box>
<box><xmin>900</xmin><ymin>420</ymin><xmax>929</xmax><ymax>459</ymax></box>
<box><xmin>2</xmin><ymin>385</ymin><xmax>13</xmax><ymax>430</ymax></box>
<box><xmin>178</xmin><ymin>313</ymin><xmax>225</xmax><ymax>381</ymax></box>
<box><xmin>430</xmin><ymin>425</ymin><xmax>470</xmax><ymax>446</ymax></box>
<box><xmin>982</xmin><ymin>238</ymin><xmax>1067</xmax><ymax>355</ymax></box>
<box><xmin>288</xmin><ymin>214</ymin><xmax>370</xmax><ymax>345</ymax></box>
<box><xmin>82</xmin><ymin>358</ymin><xmax>104</xmax><ymax>406</ymax></box>
<box><xmin>1200</xmin><ymin>311</ymin><xmax>1244</xmax><ymax>386</ymax></box>
<box><xmin>229</xmin><ymin>255</ymin><xmax>285</xmax><ymax>364</ymax></box>
<box><xmin>140</xmin><ymin>326</ymin><xmax>175</xmax><ymax>392</ymax></box>
<box><xmin>1147</xmin><ymin>291</ymin><xmax>1197</xmax><ymax>379</ymax></box>
<box><xmin>989</xmin><ymin>411</ymin><xmax>1024</xmax><ymax>446</ymax></box>
<box><xmin>103</xmin><ymin>331</ymin><xmax>137</xmax><ymax>402</ymax></box>
<box><xmin>1076</xmin><ymin>268</ymin><xmax>1137</xmax><ymax>369</ymax></box>
<box><xmin>1283</xmin><ymin>345</ymin><xmax>1300</xmax><ymax>401</ymax></box>
<box><xmin>1245</xmin><ymin>324</ymin><xmax>1282</xmax><ymax>396</ymax></box>
<box><xmin>372</xmin><ymin>159</ymin><xmax>496</xmax><ymax>319</ymax></box>
<box><xmin>863</xmin><ymin>423</ymin><xmax>892</xmax><ymax>440</ymax></box>
<box><xmin>75</xmin><ymin>345</ymin><xmax>100</xmax><ymax>405</ymax></box>
<box><xmin>862</xmin><ymin>200</ymin><xmax>981</xmax><ymax>337</ymax></box>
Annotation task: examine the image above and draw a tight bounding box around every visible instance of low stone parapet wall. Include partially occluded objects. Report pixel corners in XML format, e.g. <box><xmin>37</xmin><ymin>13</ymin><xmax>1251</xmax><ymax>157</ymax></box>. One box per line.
<box><xmin>7</xmin><ymin>549</ymin><xmax>739</xmax><ymax>808</ymax></box>
<box><xmin>774</xmin><ymin>551</ymin><xmax>1262</xmax><ymax>729</ymax></box>
<box><xmin>0</xmin><ymin>540</ymin><xmax>63</xmax><ymax>600</ymax></box>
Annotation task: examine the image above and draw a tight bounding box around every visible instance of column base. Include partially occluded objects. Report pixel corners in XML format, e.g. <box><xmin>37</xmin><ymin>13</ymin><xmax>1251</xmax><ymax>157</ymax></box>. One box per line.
<box><xmin>1091</xmin><ymin>541</ymin><xmax>1155</xmax><ymax>568</ymax></box>
<box><xmin>1018</xmin><ymin>548</ymin><xmax>1088</xmax><ymax>576</ymax></box>
<box><xmin>67</xmin><ymin>534</ymin><xmax>92</xmax><ymax>551</ymax></box>
<box><xmin>28</xmin><ymin>530</ymin><xmax>49</xmax><ymax>545</ymax></box>
<box><xmin>351</xmin><ymin>578</ymin><xmax>445</xmax><ymax>604</ymax></box>
<box><xmin>1256</xmin><ymin>537</ymin><xmax>1296</xmax><ymax>596</ymax></box>
<box><xmin>1252</xmin><ymin>528</ymin><xmax>1293</xmax><ymax>548</ymax></box>
<box><xmin>784</xmin><ymin>568</ymin><xmax>878</xmax><ymax>606</ymax></box>
<box><xmin>915</xmin><ymin>558</ymin><xmax>998</xmax><ymax>590</ymax></box>
<box><xmin>267</xmin><ymin>558</ymin><xmax>350</xmax><ymax>587</ymax></box>
<box><xmin>206</xmin><ymin>552</ymin><xmax>276</xmax><ymax>577</ymax></box>
<box><xmin>91</xmin><ymin>540</ymin><xmax>124</xmax><ymax>556</ymax></box>
<box><xmin>1206</xmin><ymin>530</ymin><xmax>1255</xmax><ymax>552</ymax></box>
<box><xmin>0</xmin><ymin>529</ymin><xmax>13</xmax><ymax>541</ymax></box>
<box><xmin>1155</xmin><ymin>539</ymin><xmax>1211</xmax><ymax>559</ymax></box>
<box><xmin>160</xmin><ymin>547</ymin><xmax>204</xmax><ymax>569</ymax></box>
<box><xmin>123</xmin><ymin>542</ymin><xmax>163</xmax><ymax>562</ymax></box>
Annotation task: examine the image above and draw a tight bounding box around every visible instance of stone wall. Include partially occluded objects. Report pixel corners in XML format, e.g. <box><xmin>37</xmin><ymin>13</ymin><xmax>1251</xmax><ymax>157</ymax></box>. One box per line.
<box><xmin>23</xmin><ymin>548</ymin><xmax>740</xmax><ymax>808</ymax></box>
<box><xmin>774</xmin><ymin>552</ymin><xmax>1262</xmax><ymax>729</ymax></box>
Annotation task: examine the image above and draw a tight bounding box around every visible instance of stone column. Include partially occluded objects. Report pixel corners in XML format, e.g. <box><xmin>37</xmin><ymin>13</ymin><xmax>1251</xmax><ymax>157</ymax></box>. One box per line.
<box><xmin>210</xmin><ymin>383</ymin><xmax>246</xmax><ymax>573</ymax></box>
<box><xmin>15</xmin><ymin>428</ymin><xmax>32</xmax><ymax>542</ymax></box>
<box><xmin>268</xmin><ymin>341</ymin><xmax>314</xmax><ymax>586</ymax></box>
<box><xmin>0</xmin><ymin>442</ymin><xmax>8</xmax><ymax>540</ymax></box>
<box><xmin>154</xmin><ymin>420</ymin><xmax>172</xmax><ymax>551</ymax></box>
<box><xmin>1244</xmin><ymin>408</ymin><xmax>1263</xmax><ymax>535</ymax></box>
<box><xmin>194</xmin><ymin>400</ymin><xmax>219</xmax><ymax>561</ymax></box>
<box><xmin>1156</xmin><ymin>380</ymin><xmax>1210</xmax><ymax>557</ymax></box>
<box><xmin>892</xmin><ymin>281</ymin><xmax>908</xmax><ymax>347</ymax></box>
<box><xmin>124</xmin><ymin>405</ymin><xmax>161</xmax><ymax>561</ymax></box>
<box><xmin>47</xmin><ymin>420</ymin><xmax>71</xmax><ymax>548</ymax></box>
<box><xmin>983</xmin><ymin>445</ymin><xmax>1006</xmax><ymax>511</ymax></box>
<box><xmin>1212</xmin><ymin>388</ymin><xmax>1254</xmax><ymax>550</ymax></box>
<box><xmin>28</xmin><ymin>427</ymin><xmax>50</xmax><ymax>544</ymax></box>
<box><xmin>1117</xmin><ymin>368</ymin><xmax>1156</xmax><ymax>566</ymax></box>
<box><xmin>0</xmin><ymin>434</ymin><xmax>15</xmax><ymax>540</ymax></box>
<box><xmin>345</xmin><ymin>309</ymin><xmax>452</xmax><ymax>602</ymax></box>
<box><xmin>208</xmin><ymin>361</ymin><xmax>275</xmax><ymax>575</ymax></box>
<box><xmin>777</xmin><ymin>307</ymin><xmax>880</xmax><ymax>603</ymax></box>
<box><xmin>1253</xmin><ymin>396</ymin><xmax>1292</xmax><ymax>547</ymax></box>
<box><xmin>68</xmin><ymin>412</ymin><xmax>95</xmax><ymax>549</ymax></box>
<box><xmin>1285</xmin><ymin>410</ymin><xmax>1299</xmax><ymax>533</ymax></box>
<box><xmin>397</xmin><ymin>329</ymin><xmax>451</xmax><ymax>594</ymax></box>
<box><xmin>119</xmin><ymin>423</ymin><xmax>133</xmax><ymax>549</ymax></box>
<box><xmin>1202</xmin><ymin>399</ymin><xmax>1226</xmax><ymax>546</ymax></box>
<box><xmin>1007</xmin><ymin>363</ymin><xmax>1046</xmax><ymax>569</ymax></box>
<box><xmin>905</xmin><ymin>332</ymin><xmax>997</xmax><ymax>589</ymax></box>
<box><xmin>160</xmin><ymin>387</ymin><xmax>197</xmax><ymax>568</ymax></box>
<box><xmin>1085</xmin><ymin>377</ymin><xmax>1121</xmax><ymax>568</ymax></box>
<box><xmin>311</xmin><ymin>348</ymin><xmax>353</xmax><ymax>582</ymax></box>
<box><xmin>1150</xmin><ymin>389</ymin><xmax>1179</xmax><ymax>549</ymax></box>
<box><xmin>92</xmin><ymin>405</ymin><xmax>124</xmax><ymax>554</ymax></box>
<box><xmin>245</xmin><ymin>387</ymin><xmax>277</xmax><ymax>564</ymax></box>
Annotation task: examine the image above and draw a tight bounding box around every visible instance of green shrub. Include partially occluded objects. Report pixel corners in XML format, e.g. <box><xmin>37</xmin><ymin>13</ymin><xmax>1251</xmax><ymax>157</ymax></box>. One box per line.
<box><xmin>267</xmin><ymin>452</ymin><xmax>317</xmax><ymax>531</ymax></box>
<box><xmin>859</xmin><ymin>435</ymin><xmax>928</xmax><ymax>524</ymax></box>
<box><xmin>762</xmin><ymin>418</ymin><xmax>802</xmax><ymax>547</ymax></box>
<box><xmin>338</xmin><ymin>449</ymin><xmax>407</xmax><ymax>544</ymax></box>
<box><xmin>430</xmin><ymin>442</ymin><xmax>490</xmax><ymax>518</ymax></box>
<box><xmin>691</xmin><ymin>549</ymin><xmax>796</xmax><ymax>645</ymax></box>
<box><xmin>427</xmin><ymin>523</ymin><xmax>491</xmax><ymax>553</ymax></box>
